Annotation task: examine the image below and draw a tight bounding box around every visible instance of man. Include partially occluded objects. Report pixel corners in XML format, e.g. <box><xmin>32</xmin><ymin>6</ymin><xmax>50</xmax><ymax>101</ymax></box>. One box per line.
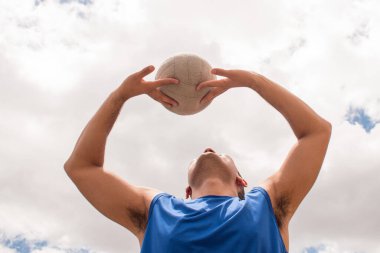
<box><xmin>64</xmin><ymin>65</ymin><xmax>332</xmax><ymax>253</ymax></box>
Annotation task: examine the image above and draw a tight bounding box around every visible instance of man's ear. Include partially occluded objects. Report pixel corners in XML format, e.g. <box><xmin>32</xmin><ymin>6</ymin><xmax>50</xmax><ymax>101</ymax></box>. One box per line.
<box><xmin>235</xmin><ymin>176</ymin><xmax>248</xmax><ymax>187</ymax></box>
<box><xmin>185</xmin><ymin>186</ymin><xmax>192</xmax><ymax>199</ymax></box>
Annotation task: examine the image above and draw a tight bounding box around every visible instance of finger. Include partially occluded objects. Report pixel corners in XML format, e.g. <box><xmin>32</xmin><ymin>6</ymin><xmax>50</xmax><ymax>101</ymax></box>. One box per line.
<box><xmin>148</xmin><ymin>92</ymin><xmax>173</xmax><ymax>107</ymax></box>
<box><xmin>135</xmin><ymin>65</ymin><xmax>155</xmax><ymax>79</ymax></box>
<box><xmin>211</xmin><ymin>68</ymin><xmax>231</xmax><ymax>78</ymax></box>
<box><xmin>200</xmin><ymin>90</ymin><xmax>216</xmax><ymax>105</ymax></box>
<box><xmin>200</xmin><ymin>87</ymin><xmax>227</xmax><ymax>104</ymax></box>
<box><xmin>196</xmin><ymin>79</ymin><xmax>229</xmax><ymax>91</ymax></box>
<box><xmin>196</xmin><ymin>80</ymin><xmax>217</xmax><ymax>91</ymax></box>
<box><xmin>149</xmin><ymin>78</ymin><xmax>179</xmax><ymax>87</ymax></box>
<box><xmin>148</xmin><ymin>89</ymin><xmax>179</xmax><ymax>107</ymax></box>
<box><xmin>157</xmin><ymin>90</ymin><xmax>179</xmax><ymax>107</ymax></box>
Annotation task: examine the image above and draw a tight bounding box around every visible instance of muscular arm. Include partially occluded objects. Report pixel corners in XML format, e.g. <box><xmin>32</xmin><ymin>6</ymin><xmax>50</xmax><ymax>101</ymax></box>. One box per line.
<box><xmin>65</xmin><ymin>90</ymin><xmax>124</xmax><ymax>168</ymax></box>
<box><xmin>64</xmin><ymin>89</ymin><xmax>160</xmax><ymax>238</ymax></box>
<box><xmin>196</xmin><ymin>68</ymin><xmax>330</xmax><ymax>252</ymax></box>
<box><xmin>250</xmin><ymin>75</ymin><xmax>331</xmax><ymax>139</ymax></box>
<box><xmin>249</xmin><ymin>74</ymin><xmax>332</xmax><ymax>224</ymax></box>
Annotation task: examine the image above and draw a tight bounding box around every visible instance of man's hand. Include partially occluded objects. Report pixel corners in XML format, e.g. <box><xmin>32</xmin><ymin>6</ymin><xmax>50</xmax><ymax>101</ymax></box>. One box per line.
<box><xmin>117</xmin><ymin>65</ymin><xmax>180</xmax><ymax>108</ymax></box>
<box><xmin>196</xmin><ymin>68</ymin><xmax>258</xmax><ymax>105</ymax></box>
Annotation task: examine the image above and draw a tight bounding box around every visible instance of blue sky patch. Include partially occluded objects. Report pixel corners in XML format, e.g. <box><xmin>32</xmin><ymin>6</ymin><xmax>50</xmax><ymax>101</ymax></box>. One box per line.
<box><xmin>345</xmin><ymin>105</ymin><xmax>379</xmax><ymax>133</ymax></box>
<box><xmin>59</xmin><ymin>0</ymin><xmax>93</xmax><ymax>5</ymax></box>
<box><xmin>35</xmin><ymin>0</ymin><xmax>93</xmax><ymax>6</ymax></box>
<box><xmin>2</xmin><ymin>235</ymin><xmax>31</xmax><ymax>253</ymax></box>
<box><xmin>302</xmin><ymin>244</ymin><xmax>326</xmax><ymax>253</ymax></box>
<box><xmin>0</xmin><ymin>232</ymin><xmax>92</xmax><ymax>253</ymax></box>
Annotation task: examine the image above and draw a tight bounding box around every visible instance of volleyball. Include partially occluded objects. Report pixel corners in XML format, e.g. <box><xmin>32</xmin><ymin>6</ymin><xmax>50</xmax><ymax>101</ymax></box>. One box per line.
<box><xmin>155</xmin><ymin>53</ymin><xmax>216</xmax><ymax>115</ymax></box>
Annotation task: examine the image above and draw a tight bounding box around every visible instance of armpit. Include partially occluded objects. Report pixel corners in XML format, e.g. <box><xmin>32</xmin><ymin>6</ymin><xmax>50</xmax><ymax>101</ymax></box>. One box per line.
<box><xmin>273</xmin><ymin>195</ymin><xmax>290</xmax><ymax>228</ymax></box>
<box><xmin>127</xmin><ymin>207</ymin><xmax>148</xmax><ymax>232</ymax></box>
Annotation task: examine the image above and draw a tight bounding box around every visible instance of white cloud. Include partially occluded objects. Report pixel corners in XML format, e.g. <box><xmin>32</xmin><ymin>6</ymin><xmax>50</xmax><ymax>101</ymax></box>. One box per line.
<box><xmin>1</xmin><ymin>0</ymin><xmax>380</xmax><ymax>252</ymax></box>
<box><xmin>0</xmin><ymin>244</ymin><xmax>17</xmax><ymax>253</ymax></box>
<box><xmin>0</xmin><ymin>232</ymin><xmax>98</xmax><ymax>253</ymax></box>
<box><xmin>302</xmin><ymin>242</ymin><xmax>360</xmax><ymax>253</ymax></box>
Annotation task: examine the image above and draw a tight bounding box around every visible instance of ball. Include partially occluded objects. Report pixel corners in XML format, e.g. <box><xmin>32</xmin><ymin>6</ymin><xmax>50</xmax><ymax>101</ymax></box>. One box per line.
<box><xmin>155</xmin><ymin>53</ymin><xmax>216</xmax><ymax>115</ymax></box>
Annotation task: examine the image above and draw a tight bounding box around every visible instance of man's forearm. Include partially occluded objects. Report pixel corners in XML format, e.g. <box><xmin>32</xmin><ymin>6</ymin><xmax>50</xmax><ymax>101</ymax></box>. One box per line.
<box><xmin>64</xmin><ymin>89</ymin><xmax>129</xmax><ymax>169</ymax></box>
<box><xmin>249</xmin><ymin>74</ymin><xmax>331</xmax><ymax>139</ymax></box>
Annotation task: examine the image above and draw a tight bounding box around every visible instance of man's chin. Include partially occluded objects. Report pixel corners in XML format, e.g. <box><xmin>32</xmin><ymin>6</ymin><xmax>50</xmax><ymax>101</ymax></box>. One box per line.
<box><xmin>198</xmin><ymin>152</ymin><xmax>220</xmax><ymax>161</ymax></box>
<box><xmin>195</xmin><ymin>153</ymin><xmax>224</xmax><ymax>167</ymax></box>
<box><xmin>201</xmin><ymin>152</ymin><xmax>219</xmax><ymax>157</ymax></box>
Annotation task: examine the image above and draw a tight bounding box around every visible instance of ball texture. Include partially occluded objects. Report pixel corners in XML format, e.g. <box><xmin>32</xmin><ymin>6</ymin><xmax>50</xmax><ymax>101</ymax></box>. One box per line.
<box><xmin>155</xmin><ymin>53</ymin><xmax>216</xmax><ymax>115</ymax></box>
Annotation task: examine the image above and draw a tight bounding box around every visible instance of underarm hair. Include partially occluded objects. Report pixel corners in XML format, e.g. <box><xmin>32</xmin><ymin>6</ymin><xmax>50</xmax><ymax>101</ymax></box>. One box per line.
<box><xmin>273</xmin><ymin>194</ymin><xmax>290</xmax><ymax>228</ymax></box>
<box><xmin>127</xmin><ymin>207</ymin><xmax>148</xmax><ymax>232</ymax></box>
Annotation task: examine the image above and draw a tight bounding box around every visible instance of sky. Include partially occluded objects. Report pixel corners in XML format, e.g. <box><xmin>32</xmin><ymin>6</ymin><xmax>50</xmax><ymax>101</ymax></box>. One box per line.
<box><xmin>1</xmin><ymin>0</ymin><xmax>379</xmax><ymax>252</ymax></box>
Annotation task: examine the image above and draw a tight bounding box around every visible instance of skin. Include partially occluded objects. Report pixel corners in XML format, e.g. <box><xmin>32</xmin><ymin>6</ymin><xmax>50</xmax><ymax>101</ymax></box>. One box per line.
<box><xmin>185</xmin><ymin>148</ymin><xmax>247</xmax><ymax>200</ymax></box>
<box><xmin>64</xmin><ymin>65</ymin><xmax>332</xmax><ymax>251</ymax></box>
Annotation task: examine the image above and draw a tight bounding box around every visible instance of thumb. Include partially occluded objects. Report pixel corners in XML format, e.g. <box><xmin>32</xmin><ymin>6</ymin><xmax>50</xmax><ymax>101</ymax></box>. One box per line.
<box><xmin>211</xmin><ymin>68</ymin><xmax>230</xmax><ymax>77</ymax></box>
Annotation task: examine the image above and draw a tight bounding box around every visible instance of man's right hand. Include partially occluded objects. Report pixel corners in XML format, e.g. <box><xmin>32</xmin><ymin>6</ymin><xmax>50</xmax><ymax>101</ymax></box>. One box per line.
<box><xmin>196</xmin><ymin>68</ymin><xmax>259</xmax><ymax>105</ymax></box>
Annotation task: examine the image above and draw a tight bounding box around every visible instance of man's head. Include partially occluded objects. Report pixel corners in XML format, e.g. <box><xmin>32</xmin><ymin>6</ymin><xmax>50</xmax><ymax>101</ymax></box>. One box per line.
<box><xmin>186</xmin><ymin>148</ymin><xmax>248</xmax><ymax>200</ymax></box>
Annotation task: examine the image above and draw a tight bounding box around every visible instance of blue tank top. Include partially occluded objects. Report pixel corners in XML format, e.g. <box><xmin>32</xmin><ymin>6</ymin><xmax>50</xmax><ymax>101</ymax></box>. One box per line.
<box><xmin>140</xmin><ymin>187</ymin><xmax>288</xmax><ymax>253</ymax></box>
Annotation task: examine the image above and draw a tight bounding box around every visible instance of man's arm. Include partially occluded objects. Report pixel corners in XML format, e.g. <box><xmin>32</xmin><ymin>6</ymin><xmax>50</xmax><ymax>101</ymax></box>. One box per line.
<box><xmin>64</xmin><ymin>65</ymin><xmax>179</xmax><ymax>239</ymax></box>
<box><xmin>196</xmin><ymin>68</ymin><xmax>331</xmax><ymax>252</ymax></box>
<box><xmin>64</xmin><ymin>91</ymin><xmax>161</xmax><ymax>237</ymax></box>
<box><xmin>249</xmin><ymin>74</ymin><xmax>332</xmax><ymax>225</ymax></box>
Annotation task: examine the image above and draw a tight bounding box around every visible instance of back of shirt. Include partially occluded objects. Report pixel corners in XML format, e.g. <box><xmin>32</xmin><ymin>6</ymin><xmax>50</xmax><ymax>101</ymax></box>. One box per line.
<box><xmin>140</xmin><ymin>187</ymin><xmax>287</xmax><ymax>253</ymax></box>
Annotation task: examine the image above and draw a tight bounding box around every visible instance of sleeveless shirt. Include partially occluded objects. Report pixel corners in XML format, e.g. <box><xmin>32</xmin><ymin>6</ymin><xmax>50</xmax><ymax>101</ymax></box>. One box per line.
<box><xmin>140</xmin><ymin>187</ymin><xmax>288</xmax><ymax>253</ymax></box>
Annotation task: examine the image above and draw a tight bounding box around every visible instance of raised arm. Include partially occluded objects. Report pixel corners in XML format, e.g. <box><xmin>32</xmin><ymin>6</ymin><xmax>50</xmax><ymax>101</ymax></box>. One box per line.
<box><xmin>197</xmin><ymin>68</ymin><xmax>332</xmax><ymax>251</ymax></box>
<box><xmin>249</xmin><ymin>74</ymin><xmax>332</xmax><ymax>223</ymax></box>
<box><xmin>63</xmin><ymin>65</ymin><xmax>179</xmax><ymax>241</ymax></box>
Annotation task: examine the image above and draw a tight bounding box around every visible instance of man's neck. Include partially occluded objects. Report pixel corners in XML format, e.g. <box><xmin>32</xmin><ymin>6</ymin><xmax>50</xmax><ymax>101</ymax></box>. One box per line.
<box><xmin>191</xmin><ymin>178</ymin><xmax>237</xmax><ymax>199</ymax></box>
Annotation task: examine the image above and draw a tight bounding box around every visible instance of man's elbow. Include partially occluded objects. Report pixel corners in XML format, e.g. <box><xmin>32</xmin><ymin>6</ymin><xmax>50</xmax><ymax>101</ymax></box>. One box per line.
<box><xmin>322</xmin><ymin>118</ymin><xmax>332</xmax><ymax>129</ymax></box>
<box><xmin>64</xmin><ymin>159</ymin><xmax>82</xmax><ymax>175</ymax></box>
<box><xmin>300</xmin><ymin>119</ymin><xmax>332</xmax><ymax>140</ymax></box>
<box><xmin>315</xmin><ymin>120</ymin><xmax>332</xmax><ymax>144</ymax></box>
<box><xmin>64</xmin><ymin>160</ymin><xmax>74</xmax><ymax>174</ymax></box>
<box><xmin>315</xmin><ymin>118</ymin><xmax>332</xmax><ymax>135</ymax></box>
<box><xmin>64</xmin><ymin>159</ymin><xmax>102</xmax><ymax>177</ymax></box>
<box><xmin>321</xmin><ymin>120</ymin><xmax>332</xmax><ymax>135</ymax></box>
<box><xmin>63</xmin><ymin>160</ymin><xmax>84</xmax><ymax>181</ymax></box>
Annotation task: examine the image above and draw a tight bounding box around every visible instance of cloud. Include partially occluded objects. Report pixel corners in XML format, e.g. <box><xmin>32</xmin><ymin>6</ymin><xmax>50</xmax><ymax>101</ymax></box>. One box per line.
<box><xmin>0</xmin><ymin>234</ymin><xmax>46</xmax><ymax>253</ymax></box>
<box><xmin>0</xmin><ymin>244</ymin><xmax>17</xmax><ymax>253</ymax></box>
<box><xmin>302</xmin><ymin>242</ymin><xmax>367</xmax><ymax>253</ymax></box>
<box><xmin>1</xmin><ymin>0</ymin><xmax>380</xmax><ymax>253</ymax></box>
<box><xmin>303</xmin><ymin>244</ymin><xmax>326</xmax><ymax>253</ymax></box>
<box><xmin>58</xmin><ymin>0</ymin><xmax>93</xmax><ymax>6</ymax></box>
<box><xmin>34</xmin><ymin>0</ymin><xmax>94</xmax><ymax>7</ymax></box>
<box><xmin>347</xmin><ymin>22</ymin><xmax>370</xmax><ymax>45</ymax></box>
<box><xmin>0</xmin><ymin>232</ymin><xmax>95</xmax><ymax>253</ymax></box>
